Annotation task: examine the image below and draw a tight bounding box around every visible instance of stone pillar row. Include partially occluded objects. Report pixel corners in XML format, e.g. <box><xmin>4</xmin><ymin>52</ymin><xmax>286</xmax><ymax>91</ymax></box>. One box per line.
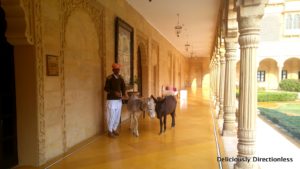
<box><xmin>218</xmin><ymin>45</ymin><xmax>226</xmax><ymax>119</ymax></box>
<box><xmin>222</xmin><ymin>37</ymin><xmax>237</xmax><ymax>136</ymax></box>
<box><xmin>234</xmin><ymin>1</ymin><xmax>266</xmax><ymax>169</ymax></box>
<box><xmin>215</xmin><ymin>55</ymin><xmax>220</xmax><ymax>112</ymax></box>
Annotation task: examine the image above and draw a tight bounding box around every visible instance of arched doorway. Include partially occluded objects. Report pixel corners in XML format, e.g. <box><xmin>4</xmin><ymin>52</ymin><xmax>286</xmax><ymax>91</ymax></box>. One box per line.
<box><xmin>0</xmin><ymin>6</ymin><xmax>18</xmax><ymax>169</ymax></box>
<box><xmin>258</xmin><ymin>58</ymin><xmax>278</xmax><ymax>89</ymax></box>
<box><xmin>283</xmin><ymin>57</ymin><xmax>300</xmax><ymax>79</ymax></box>
<box><xmin>64</xmin><ymin>9</ymin><xmax>102</xmax><ymax>148</ymax></box>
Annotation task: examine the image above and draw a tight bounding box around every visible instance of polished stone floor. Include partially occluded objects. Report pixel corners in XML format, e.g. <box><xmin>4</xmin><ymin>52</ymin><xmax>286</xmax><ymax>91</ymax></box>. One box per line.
<box><xmin>17</xmin><ymin>88</ymin><xmax>219</xmax><ymax>169</ymax></box>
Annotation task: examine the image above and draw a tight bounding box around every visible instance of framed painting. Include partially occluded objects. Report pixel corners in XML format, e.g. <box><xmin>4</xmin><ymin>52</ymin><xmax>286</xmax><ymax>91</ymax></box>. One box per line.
<box><xmin>115</xmin><ymin>17</ymin><xmax>134</xmax><ymax>86</ymax></box>
<box><xmin>46</xmin><ymin>55</ymin><xmax>59</xmax><ymax>76</ymax></box>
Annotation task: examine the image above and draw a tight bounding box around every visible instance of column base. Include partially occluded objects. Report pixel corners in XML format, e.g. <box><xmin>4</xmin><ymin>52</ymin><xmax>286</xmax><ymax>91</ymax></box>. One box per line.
<box><xmin>234</xmin><ymin>162</ymin><xmax>260</xmax><ymax>169</ymax></box>
<box><xmin>222</xmin><ymin>129</ymin><xmax>237</xmax><ymax>136</ymax></box>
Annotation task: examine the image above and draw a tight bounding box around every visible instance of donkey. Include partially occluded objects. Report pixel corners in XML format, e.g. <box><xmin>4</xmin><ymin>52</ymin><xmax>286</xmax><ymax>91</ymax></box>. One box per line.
<box><xmin>151</xmin><ymin>95</ymin><xmax>177</xmax><ymax>134</ymax></box>
<box><xmin>127</xmin><ymin>94</ymin><xmax>156</xmax><ymax>137</ymax></box>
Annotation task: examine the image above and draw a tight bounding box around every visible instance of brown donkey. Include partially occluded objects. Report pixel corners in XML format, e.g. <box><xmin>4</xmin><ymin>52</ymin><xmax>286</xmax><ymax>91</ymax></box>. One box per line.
<box><xmin>151</xmin><ymin>95</ymin><xmax>177</xmax><ymax>134</ymax></box>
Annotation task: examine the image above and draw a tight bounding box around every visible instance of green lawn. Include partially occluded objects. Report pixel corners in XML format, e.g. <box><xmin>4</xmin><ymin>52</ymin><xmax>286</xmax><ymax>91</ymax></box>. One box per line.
<box><xmin>258</xmin><ymin>102</ymin><xmax>300</xmax><ymax>116</ymax></box>
<box><xmin>258</xmin><ymin>107</ymin><xmax>300</xmax><ymax>140</ymax></box>
<box><xmin>275</xmin><ymin>104</ymin><xmax>300</xmax><ymax>116</ymax></box>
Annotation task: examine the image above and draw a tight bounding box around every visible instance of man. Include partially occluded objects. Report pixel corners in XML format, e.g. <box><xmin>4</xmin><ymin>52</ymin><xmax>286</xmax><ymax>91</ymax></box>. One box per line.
<box><xmin>104</xmin><ymin>63</ymin><xmax>126</xmax><ymax>138</ymax></box>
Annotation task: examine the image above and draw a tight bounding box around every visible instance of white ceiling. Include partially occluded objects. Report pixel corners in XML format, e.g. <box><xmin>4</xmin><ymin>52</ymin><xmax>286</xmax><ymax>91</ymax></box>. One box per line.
<box><xmin>126</xmin><ymin>0</ymin><xmax>221</xmax><ymax>57</ymax></box>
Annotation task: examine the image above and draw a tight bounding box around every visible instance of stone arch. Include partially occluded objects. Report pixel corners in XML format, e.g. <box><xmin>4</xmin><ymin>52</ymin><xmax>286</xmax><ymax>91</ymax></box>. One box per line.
<box><xmin>61</xmin><ymin>0</ymin><xmax>104</xmax><ymax>153</ymax></box>
<box><xmin>63</xmin><ymin>9</ymin><xmax>101</xmax><ymax>149</ymax></box>
<box><xmin>136</xmin><ymin>32</ymin><xmax>149</xmax><ymax>96</ymax></box>
<box><xmin>258</xmin><ymin>58</ymin><xmax>278</xmax><ymax>89</ymax></box>
<box><xmin>283</xmin><ymin>57</ymin><xmax>300</xmax><ymax>80</ymax></box>
<box><xmin>257</xmin><ymin>56</ymin><xmax>280</xmax><ymax>65</ymax></box>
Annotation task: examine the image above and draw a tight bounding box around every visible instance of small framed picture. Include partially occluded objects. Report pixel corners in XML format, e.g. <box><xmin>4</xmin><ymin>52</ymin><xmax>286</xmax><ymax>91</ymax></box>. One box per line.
<box><xmin>46</xmin><ymin>55</ymin><xmax>59</xmax><ymax>76</ymax></box>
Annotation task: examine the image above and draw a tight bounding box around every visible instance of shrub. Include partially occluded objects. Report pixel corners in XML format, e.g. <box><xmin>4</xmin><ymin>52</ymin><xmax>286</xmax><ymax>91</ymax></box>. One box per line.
<box><xmin>258</xmin><ymin>107</ymin><xmax>300</xmax><ymax>140</ymax></box>
<box><xmin>257</xmin><ymin>91</ymin><xmax>297</xmax><ymax>102</ymax></box>
<box><xmin>279</xmin><ymin>79</ymin><xmax>300</xmax><ymax>92</ymax></box>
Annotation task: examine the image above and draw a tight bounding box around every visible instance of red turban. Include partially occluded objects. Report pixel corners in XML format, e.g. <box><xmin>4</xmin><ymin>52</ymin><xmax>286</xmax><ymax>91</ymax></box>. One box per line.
<box><xmin>112</xmin><ymin>63</ymin><xmax>121</xmax><ymax>69</ymax></box>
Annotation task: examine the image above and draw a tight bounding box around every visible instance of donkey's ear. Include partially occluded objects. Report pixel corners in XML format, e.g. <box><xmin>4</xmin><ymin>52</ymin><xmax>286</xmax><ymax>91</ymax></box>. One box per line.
<box><xmin>151</xmin><ymin>95</ymin><xmax>157</xmax><ymax>103</ymax></box>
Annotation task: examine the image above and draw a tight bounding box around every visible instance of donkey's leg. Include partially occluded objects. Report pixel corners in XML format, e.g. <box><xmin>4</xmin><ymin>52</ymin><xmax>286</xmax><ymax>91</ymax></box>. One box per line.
<box><xmin>163</xmin><ymin>114</ymin><xmax>167</xmax><ymax>132</ymax></box>
<box><xmin>159</xmin><ymin>117</ymin><xmax>163</xmax><ymax>135</ymax></box>
<box><xmin>171</xmin><ymin>111</ymin><xmax>175</xmax><ymax>127</ymax></box>
<box><xmin>130</xmin><ymin>112</ymin><xmax>134</xmax><ymax>131</ymax></box>
<box><xmin>134</xmin><ymin>112</ymin><xmax>139</xmax><ymax>137</ymax></box>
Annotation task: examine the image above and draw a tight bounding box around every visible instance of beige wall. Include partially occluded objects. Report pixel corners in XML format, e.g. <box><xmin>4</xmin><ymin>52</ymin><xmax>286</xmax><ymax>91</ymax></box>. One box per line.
<box><xmin>181</xmin><ymin>56</ymin><xmax>190</xmax><ymax>88</ymax></box>
<box><xmin>150</xmin><ymin>41</ymin><xmax>159</xmax><ymax>96</ymax></box>
<box><xmin>98</xmin><ymin>0</ymin><xmax>186</xmax><ymax>97</ymax></box>
<box><xmin>42</xmin><ymin>0</ymin><xmax>64</xmax><ymax>161</ymax></box>
<box><xmin>40</xmin><ymin>0</ymin><xmax>104</xmax><ymax>163</ymax></box>
<box><xmin>64</xmin><ymin>9</ymin><xmax>102</xmax><ymax>150</ymax></box>
<box><xmin>10</xmin><ymin>0</ymin><xmax>105</xmax><ymax>166</ymax></box>
<box><xmin>188</xmin><ymin>57</ymin><xmax>210</xmax><ymax>88</ymax></box>
<box><xmin>5</xmin><ymin>0</ymin><xmax>192</xmax><ymax>166</ymax></box>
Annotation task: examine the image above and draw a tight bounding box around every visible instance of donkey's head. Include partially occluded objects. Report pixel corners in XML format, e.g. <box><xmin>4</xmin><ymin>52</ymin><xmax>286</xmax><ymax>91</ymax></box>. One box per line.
<box><xmin>145</xmin><ymin>97</ymin><xmax>156</xmax><ymax>118</ymax></box>
<box><xmin>151</xmin><ymin>95</ymin><xmax>165</xmax><ymax>118</ymax></box>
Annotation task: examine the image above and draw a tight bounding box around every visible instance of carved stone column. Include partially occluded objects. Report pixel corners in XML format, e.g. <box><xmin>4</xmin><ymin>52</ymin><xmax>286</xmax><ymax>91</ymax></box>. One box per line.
<box><xmin>222</xmin><ymin>37</ymin><xmax>238</xmax><ymax>136</ymax></box>
<box><xmin>234</xmin><ymin>1</ymin><xmax>266</xmax><ymax>169</ymax></box>
<box><xmin>212</xmin><ymin>58</ymin><xmax>217</xmax><ymax>104</ymax></box>
<box><xmin>210</xmin><ymin>61</ymin><xmax>215</xmax><ymax>99</ymax></box>
<box><xmin>215</xmin><ymin>56</ymin><xmax>220</xmax><ymax>111</ymax></box>
<box><xmin>218</xmin><ymin>45</ymin><xmax>226</xmax><ymax>119</ymax></box>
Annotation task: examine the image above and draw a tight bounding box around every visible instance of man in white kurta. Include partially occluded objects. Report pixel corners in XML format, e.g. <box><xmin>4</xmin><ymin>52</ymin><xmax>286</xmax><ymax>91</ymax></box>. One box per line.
<box><xmin>104</xmin><ymin>63</ymin><xmax>126</xmax><ymax>138</ymax></box>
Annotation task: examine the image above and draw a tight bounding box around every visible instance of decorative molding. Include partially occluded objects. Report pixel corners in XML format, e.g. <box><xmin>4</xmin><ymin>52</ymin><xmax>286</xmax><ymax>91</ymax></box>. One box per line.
<box><xmin>3</xmin><ymin>0</ymin><xmax>46</xmax><ymax>165</ymax></box>
<box><xmin>1</xmin><ymin>0</ymin><xmax>34</xmax><ymax>45</ymax></box>
<box><xmin>237</xmin><ymin>0</ymin><xmax>266</xmax><ymax>30</ymax></box>
<box><xmin>21</xmin><ymin>0</ymin><xmax>35</xmax><ymax>44</ymax></box>
<box><xmin>60</xmin><ymin>0</ymin><xmax>104</xmax><ymax>153</ymax></box>
<box><xmin>31</xmin><ymin>0</ymin><xmax>46</xmax><ymax>165</ymax></box>
<box><xmin>238</xmin><ymin>31</ymin><xmax>260</xmax><ymax>48</ymax></box>
<box><xmin>226</xmin><ymin>5</ymin><xmax>238</xmax><ymax>38</ymax></box>
<box><xmin>136</xmin><ymin>30</ymin><xmax>149</xmax><ymax>53</ymax></box>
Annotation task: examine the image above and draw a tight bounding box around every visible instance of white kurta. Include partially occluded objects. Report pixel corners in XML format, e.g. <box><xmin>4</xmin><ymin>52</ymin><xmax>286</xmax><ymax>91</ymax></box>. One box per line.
<box><xmin>106</xmin><ymin>100</ymin><xmax>122</xmax><ymax>132</ymax></box>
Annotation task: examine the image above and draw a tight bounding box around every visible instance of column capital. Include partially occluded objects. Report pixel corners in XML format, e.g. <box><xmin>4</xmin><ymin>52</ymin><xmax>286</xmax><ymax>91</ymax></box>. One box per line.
<box><xmin>225</xmin><ymin>37</ymin><xmax>238</xmax><ymax>48</ymax></box>
<box><xmin>225</xmin><ymin>37</ymin><xmax>238</xmax><ymax>60</ymax></box>
<box><xmin>237</xmin><ymin>0</ymin><xmax>267</xmax><ymax>31</ymax></box>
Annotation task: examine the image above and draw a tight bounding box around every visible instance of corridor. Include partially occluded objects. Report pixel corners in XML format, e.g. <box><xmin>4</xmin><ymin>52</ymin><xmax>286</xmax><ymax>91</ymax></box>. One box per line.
<box><xmin>41</xmin><ymin>89</ymin><xmax>219</xmax><ymax>169</ymax></box>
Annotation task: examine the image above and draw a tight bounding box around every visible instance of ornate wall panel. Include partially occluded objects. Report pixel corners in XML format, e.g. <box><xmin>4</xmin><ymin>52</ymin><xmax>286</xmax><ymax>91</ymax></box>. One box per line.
<box><xmin>60</xmin><ymin>0</ymin><xmax>104</xmax><ymax>153</ymax></box>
